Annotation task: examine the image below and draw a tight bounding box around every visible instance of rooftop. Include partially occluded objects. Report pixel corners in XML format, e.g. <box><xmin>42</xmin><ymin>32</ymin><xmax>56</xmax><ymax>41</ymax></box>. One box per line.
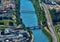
<box><xmin>0</xmin><ymin>28</ymin><xmax>30</xmax><ymax>42</ymax></box>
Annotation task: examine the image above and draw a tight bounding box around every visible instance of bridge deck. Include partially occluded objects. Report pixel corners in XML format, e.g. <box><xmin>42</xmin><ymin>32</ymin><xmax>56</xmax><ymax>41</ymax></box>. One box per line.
<box><xmin>20</xmin><ymin>10</ymin><xmax>40</xmax><ymax>13</ymax></box>
<box><xmin>14</xmin><ymin>26</ymin><xmax>41</xmax><ymax>30</ymax></box>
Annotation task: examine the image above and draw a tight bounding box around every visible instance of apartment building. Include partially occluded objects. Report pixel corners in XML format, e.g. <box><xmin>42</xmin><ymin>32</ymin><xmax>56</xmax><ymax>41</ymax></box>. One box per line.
<box><xmin>0</xmin><ymin>0</ymin><xmax>16</xmax><ymax>28</ymax></box>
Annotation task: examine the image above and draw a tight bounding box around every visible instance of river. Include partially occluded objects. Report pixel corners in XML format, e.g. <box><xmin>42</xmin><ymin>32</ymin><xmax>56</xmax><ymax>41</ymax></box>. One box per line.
<box><xmin>20</xmin><ymin>0</ymin><xmax>49</xmax><ymax>42</ymax></box>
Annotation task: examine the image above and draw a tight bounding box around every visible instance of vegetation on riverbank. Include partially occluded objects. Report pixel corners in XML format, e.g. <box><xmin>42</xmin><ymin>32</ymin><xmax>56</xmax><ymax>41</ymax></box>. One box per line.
<box><xmin>42</xmin><ymin>28</ymin><xmax>52</xmax><ymax>42</ymax></box>
<box><xmin>15</xmin><ymin>0</ymin><xmax>23</xmax><ymax>25</ymax></box>
<box><xmin>55</xmin><ymin>26</ymin><xmax>60</xmax><ymax>42</ymax></box>
<box><xmin>30</xmin><ymin>0</ymin><xmax>47</xmax><ymax>26</ymax></box>
<box><xmin>24</xmin><ymin>28</ymin><xmax>33</xmax><ymax>42</ymax></box>
<box><xmin>49</xmin><ymin>9</ymin><xmax>60</xmax><ymax>25</ymax></box>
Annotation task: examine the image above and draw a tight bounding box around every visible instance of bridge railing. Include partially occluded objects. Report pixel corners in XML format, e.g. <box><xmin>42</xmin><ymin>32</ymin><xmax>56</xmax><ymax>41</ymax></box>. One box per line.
<box><xmin>20</xmin><ymin>10</ymin><xmax>40</xmax><ymax>13</ymax></box>
<box><xmin>25</xmin><ymin>26</ymin><xmax>41</xmax><ymax>30</ymax></box>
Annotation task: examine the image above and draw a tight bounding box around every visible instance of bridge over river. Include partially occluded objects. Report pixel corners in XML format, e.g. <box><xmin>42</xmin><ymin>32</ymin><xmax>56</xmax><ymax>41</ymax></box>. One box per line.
<box><xmin>25</xmin><ymin>26</ymin><xmax>42</xmax><ymax>30</ymax></box>
<box><xmin>20</xmin><ymin>10</ymin><xmax>40</xmax><ymax>13</ymax></box>
<box><xmin>13</xmin><ymin>26</ymin><xmax>42</xmax><ymax>30</ymax></box>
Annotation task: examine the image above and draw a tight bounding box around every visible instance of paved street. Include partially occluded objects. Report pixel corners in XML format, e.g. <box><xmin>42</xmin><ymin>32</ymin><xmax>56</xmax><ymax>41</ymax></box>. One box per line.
<box><xmin>42</xmin><ymin>3</ymin><xmax>58</xmax><ymax>42</ymax></box>
<box><xmin>38</xmin><ymin>1</ymin><xmax>58</xmax><ymax>42</ymax></box>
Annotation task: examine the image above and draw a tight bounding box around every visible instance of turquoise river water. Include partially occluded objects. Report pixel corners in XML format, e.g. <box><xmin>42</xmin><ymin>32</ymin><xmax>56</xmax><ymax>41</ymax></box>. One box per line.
<box><xmin>20</xmin><ymin>0</ymin><xmax>49</xmax><ymax>42</ymax></box>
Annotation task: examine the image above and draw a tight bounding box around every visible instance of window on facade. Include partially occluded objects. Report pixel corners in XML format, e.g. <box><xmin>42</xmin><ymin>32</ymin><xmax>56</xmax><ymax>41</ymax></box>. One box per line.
<box><xmin>0</xmin><ymin>17</ymin><xmax>2</xmax><ymax>20</ymax></box>
<box><xmin>0</xmin><ymin>22</ymin><xmax>4</xmax><ymax>25</ymax></box>
<box><xmin>9</xmin><ymin>22</ymin><xmax>13</xmax><ymax>26</ymax></box>
<box><xmin>3</xmin><ymin>17</ymin><xmax>8</xmax><ymax>20</ymax></box>
<box><xmin>0</xmin><ymin>0</ymin><xmax>1</xmax><ymax>4</ymax></box>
